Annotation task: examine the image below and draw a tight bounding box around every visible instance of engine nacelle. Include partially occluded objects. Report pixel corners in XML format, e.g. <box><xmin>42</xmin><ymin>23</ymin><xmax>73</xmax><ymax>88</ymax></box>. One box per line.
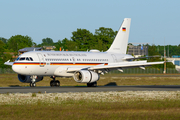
<box><xmin>73</xmin><ymin>70</ymin><xmax>100</xmax><ymax>83</ymax></box>
<box><xmin>18</xmin><ymin>74</ymin><xmax>43</xmax><ymax>83</ymax></box>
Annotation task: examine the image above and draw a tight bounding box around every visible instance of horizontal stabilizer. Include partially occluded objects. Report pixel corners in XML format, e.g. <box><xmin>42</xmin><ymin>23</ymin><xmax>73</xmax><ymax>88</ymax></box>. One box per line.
<box><xmin>123</xmin><ymin>56</ymin><xmax>161</xmax><ymax>61</ymax></box>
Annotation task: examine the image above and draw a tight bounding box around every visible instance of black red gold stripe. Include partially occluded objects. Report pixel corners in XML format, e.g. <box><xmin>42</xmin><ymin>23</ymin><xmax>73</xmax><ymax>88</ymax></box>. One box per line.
<box><xmin>13</xmin><ymin>62</ymin><xmax>42</xmax><ymax>65</ymax></box>
<box><xmin>13</xmin><ymin>62</ymin><xmax>108</xmax><ymax>66</ymax></box>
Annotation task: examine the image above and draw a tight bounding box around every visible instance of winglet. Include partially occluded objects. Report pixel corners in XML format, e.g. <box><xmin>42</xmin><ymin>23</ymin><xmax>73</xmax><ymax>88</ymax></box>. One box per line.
<box><xmin>4</xmin><ymin>60</ymin><xmax>14</xmax><ymax>66</ymax></box>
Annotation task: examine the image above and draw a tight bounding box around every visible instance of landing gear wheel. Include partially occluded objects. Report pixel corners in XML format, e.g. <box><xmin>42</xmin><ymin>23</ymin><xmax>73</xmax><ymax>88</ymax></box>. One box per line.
<box><xmin>30</xmin><ymin>82</ymin><xmax>36</xmax><ymax>87</ymax></box>
<box><xmin>50</xmin><ymin>80</ymin><xmax>55</xmax><ymax>87</ymax></box>
<box><xmin>55</xmin><ymin>80</ymin><xmax>60</xmax><ymax>87</ymax></box>
<box><xmin>87</xmin><ymin>82</ymin><xmax>97</xmax><ymax>87</ymax></box>
<box><xmin>50</xmin><ymin>80</ymin><xmax>60</xmax><ymax>87</ymax></box>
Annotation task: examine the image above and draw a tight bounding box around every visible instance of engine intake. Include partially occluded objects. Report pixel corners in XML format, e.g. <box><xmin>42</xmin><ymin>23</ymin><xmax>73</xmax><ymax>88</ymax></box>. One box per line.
<box><xmin>18</xmin><ymin>74</ymin><xmax>43</xmax><ymax>83</ymax></box>
<box><xmin>73</xmin><ymin>70</ymin><xmax>99</xmax><ymax>83</ymax></box>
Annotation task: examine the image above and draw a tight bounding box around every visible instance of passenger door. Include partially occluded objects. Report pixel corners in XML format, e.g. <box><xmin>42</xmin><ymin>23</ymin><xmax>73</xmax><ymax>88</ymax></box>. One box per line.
<box><xmin>37</xmin><ymin>53</ymin><xmax>45</xmax><ymax>67</ymax></box>
<box><xmin>111</xmin><ymin>54</ymin><xmax>118</xmax><ymax>62</ymax></box>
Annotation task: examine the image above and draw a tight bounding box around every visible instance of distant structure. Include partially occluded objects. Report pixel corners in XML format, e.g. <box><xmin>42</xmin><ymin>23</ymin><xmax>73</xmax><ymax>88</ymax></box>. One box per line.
<box><xmin>127</xmin><ymin>45</ymin><xmax>148</xmax><ymax>57</ymax></box>
<box><xmin>18</xmin><ymin>47</ymin><xmax>43</xmax><ymax>55</ymax></box>
<box><xmin>43</xmin><ymin>46</ymin><xmax>56</xmax><ymax>51</ymax></box>
<box><xmin>168</xmin><ymin>55</ymin><xmax>180</xmax><ymax>66</ymax></box>
<box><xmin>167</xmin><ymin>55</ymin><xmax>180</xmax><ymax>73</ymax></box>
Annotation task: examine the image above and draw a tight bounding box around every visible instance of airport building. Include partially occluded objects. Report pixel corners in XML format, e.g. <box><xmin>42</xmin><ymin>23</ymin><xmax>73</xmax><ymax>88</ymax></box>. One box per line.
<box><xmin>18</xmin><ymin>47</ymin><xmax>43</xmax><ymax>55</ymax></box>
<box><xmin>167</xmin><ymin>56</ymin><xmax>180</xmax><ymax>72</ymax></box>
<box><xmin>18</xmin><ymin>46</ymin><xmax>56</xmax><ymax>55</ymax></box>
<box><xmin>127</xmin><ymin>45</ymin><xmax>148</xmax><ymax>57</ymax></box>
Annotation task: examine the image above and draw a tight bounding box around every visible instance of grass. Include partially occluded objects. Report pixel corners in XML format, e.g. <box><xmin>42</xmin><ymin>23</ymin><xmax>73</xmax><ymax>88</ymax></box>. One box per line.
<box><xmin>0</xmin><ymin>73</ymin><xmax>180</xmax><ymax>119</ymax></box>
<box><xmin>0</xmin><ymin>73</ymin><xmax>180</xmax><ymax>87</ymax></box>
<box><xmin>0</xmin><ymin>98</ymin><xmax>180</xmax><ymax>119</ymax></box>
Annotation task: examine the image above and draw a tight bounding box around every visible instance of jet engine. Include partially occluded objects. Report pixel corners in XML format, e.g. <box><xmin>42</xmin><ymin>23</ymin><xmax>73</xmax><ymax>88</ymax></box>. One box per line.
<box><xmin>73</xmin><ymin>70</ymin><xmax>100</xmax><ymax>83</ymax></box>
<box><xmin>18</xmin><ymin>74</ymin><xmax>43</xmax><ymax>83</ymax></box>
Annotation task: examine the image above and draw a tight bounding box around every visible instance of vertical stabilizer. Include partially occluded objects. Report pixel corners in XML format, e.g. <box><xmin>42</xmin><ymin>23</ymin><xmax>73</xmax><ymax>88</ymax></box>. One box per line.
<box><xmin>107</xmin><ymin>18</ymin><xmax>131</xmax><ymax>54</ymax></box>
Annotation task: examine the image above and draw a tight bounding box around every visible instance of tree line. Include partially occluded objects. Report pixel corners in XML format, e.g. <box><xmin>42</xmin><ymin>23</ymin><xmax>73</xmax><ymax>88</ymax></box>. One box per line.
<box><xmin>0</xmin><ymin>27</ymin><xmax>179</xmax><ymax>68</ymax></box>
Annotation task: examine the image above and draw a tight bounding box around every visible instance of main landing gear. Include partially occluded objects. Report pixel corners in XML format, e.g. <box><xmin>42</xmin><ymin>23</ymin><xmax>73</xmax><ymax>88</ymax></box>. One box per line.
<box><xmin>50</xmin><ymin>76</ymin><xmax>60</xmax><ymax>87</ymax></box>
<box><xmin>87</xmin><ymin>82</ymin><xmax>97</xmax><ymax>87</ymax></box>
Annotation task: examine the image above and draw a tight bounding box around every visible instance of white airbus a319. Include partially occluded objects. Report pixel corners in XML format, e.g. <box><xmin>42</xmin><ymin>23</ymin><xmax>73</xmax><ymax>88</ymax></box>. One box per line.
<box><xmin>5</xmin><ymin>18</ymin><xmax>164</xmax><ymax>87</ymax></box>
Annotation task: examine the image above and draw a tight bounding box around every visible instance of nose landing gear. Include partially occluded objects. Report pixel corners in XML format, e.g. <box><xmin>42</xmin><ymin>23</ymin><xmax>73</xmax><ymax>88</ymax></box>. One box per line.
<box><xmin>30</xmin><ymin>82</ymin><xmax>36</xmax><ymax>87</ymax></box>
<box><xmin>30</xmin><ymin>75</ymin><xmax>37</xmax><ymax>87</ymax></box>
<box><xmin>50</xmin><ymin>76</ymin><xmax>60</xmax><ymax>87</ymax></box>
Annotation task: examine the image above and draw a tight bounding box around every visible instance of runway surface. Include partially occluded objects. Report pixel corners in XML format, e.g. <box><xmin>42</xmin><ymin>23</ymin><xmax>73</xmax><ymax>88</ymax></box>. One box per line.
<box><xmin>0</xmin><ymin>85</ymin><xmax>180</xmax><ymax>93</ymax></box>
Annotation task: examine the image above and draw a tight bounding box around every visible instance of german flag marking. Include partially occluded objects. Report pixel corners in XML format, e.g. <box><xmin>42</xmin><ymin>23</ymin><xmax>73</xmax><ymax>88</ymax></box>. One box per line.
<box><xmin>122</xmin><ymin>27</ymin><xmax>126</xmax><ymax>31</ymax></box>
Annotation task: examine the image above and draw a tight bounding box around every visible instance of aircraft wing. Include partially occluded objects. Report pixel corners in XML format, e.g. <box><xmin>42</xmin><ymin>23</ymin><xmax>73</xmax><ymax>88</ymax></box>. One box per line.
<box><xmin>4</xmin><ymin>60</ymin><xmax>14</xmax><ymax>66</ymax></box>
<box><xmin>67</xmin><ymin>60</ymin><xmax>164</xmax><ymax>72</ymax></box>
<box><xmin>88</xmin><ymin>61</ymin><xmax>164</xmax><ymax>70</ymax></box>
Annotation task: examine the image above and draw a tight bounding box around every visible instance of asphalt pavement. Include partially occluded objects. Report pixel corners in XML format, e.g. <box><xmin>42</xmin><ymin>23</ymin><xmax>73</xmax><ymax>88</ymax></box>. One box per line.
<box><xmin>0</xmin><ymin>85</ymin><xmax>180</xmax><ymax>93</ymax></box>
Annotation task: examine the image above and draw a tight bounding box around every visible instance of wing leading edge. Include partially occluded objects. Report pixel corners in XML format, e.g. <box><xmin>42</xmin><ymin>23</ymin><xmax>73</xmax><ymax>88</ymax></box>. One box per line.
<box><xmin>88</xmin><ymin>61</ymin><xmax>164</xmax><ymax>70</ymax></box>
<box><xmin>67</xmin><ymin>61</ymin><xmax>164</xmax><ymax>72</ymax></box>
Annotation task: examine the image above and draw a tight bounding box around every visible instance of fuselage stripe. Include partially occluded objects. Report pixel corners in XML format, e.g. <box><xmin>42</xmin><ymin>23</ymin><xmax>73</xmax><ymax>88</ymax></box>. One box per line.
<box><xmin>13</xmin><ymin>62</ymin><xmax>108</xmax><ymax>66</ymax></box>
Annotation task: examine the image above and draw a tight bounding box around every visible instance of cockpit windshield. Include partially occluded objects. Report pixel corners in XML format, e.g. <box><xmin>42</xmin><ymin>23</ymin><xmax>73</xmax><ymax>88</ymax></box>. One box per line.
<box><xmin>19</xmin><ymin>57</ymin><xmax>26</xmax><ymax>61</ymax></box>
<box><xmin>30</xmin><ymin>58</ymin><xmax>33</xmax><ymax>61</ymax></box>
<box><xmin>16</xmin><ymin>57</ymin><xmax>33</xmax><ymax>61</ymax></box>
<box><xmin>16</xmin><ymin>57</ymin><xmax>20</xmax><ymax>61</ymax></box>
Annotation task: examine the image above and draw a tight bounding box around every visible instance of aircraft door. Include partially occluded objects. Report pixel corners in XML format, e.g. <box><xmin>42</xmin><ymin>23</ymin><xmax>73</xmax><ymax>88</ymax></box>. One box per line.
<box><xmin>37</xmin><ymin>53</ymin><xmax>45</xmax><ymax>67</ymax></box>
<box><xmin>111</xmin><ymin>54</ymin><xmax>118</xmax><ymax>62</ymax></box>
<box><xmin>72</xmin><ymin>57</ymin><xmax>76</xmax><ymax>64</ymax></box>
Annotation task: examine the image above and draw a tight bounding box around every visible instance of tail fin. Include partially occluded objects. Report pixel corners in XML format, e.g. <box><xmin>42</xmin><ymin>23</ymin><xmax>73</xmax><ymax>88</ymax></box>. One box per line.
<box><xmin>107</xmin><ymin>18</ymin><xmax>131</xmax><ymax>54</ymax></box>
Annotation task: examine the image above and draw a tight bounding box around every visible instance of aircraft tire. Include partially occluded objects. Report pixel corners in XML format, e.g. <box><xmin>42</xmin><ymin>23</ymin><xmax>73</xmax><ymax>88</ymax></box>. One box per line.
<box><xmin>55</xmin><ymin>80</ymin><xmax>60</xmax><ymax>87</ymax></box>
<box><xmin>87</xmin><ymin>82</ymin><xmax>97</xmax><ymax>87</ymax></box>
<box><xmin>50</xmin><ymin>80</ymin><xmax>60</xmax><ymax>87</ymax></box>
<box><xmin>50</xmin><ymin>80</ymin><xmax>55</xmax><ymax>87</ymax></box>
<box><xmin>30</xmin><ymin>82</ymin><xmax>36</xmax><ymax>87</ymax></box>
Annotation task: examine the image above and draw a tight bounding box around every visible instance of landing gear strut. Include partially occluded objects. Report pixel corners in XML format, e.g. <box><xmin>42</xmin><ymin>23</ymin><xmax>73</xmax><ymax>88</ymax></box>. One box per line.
<box><xmin>50</xmin><ymin>76</ymin><xmax>60</xmax><ymax>87</ymax></box>
<box><xmin>87</xmin><ymin>82</ymin><xmax>97</xmax><ymax>87</ymax></box>
<box><xmin>30</xmin><ymin>75</ymin><xmax>37</xmax><ymax>87</ymax></box>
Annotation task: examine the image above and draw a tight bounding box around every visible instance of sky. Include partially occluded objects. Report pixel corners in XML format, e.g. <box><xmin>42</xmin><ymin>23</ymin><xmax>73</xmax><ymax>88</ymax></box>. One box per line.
<box><xmin>0</xmin><ymin>0</ymin><xmax>180</xmax><ymax>45</ymax></box>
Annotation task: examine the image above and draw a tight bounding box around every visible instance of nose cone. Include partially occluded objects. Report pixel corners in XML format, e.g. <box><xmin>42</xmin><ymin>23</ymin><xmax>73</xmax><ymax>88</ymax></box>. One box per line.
<box><xmin>12</xmin><ymin>65</ymin><xmax>21</xmax><ymax>74</ymax></box>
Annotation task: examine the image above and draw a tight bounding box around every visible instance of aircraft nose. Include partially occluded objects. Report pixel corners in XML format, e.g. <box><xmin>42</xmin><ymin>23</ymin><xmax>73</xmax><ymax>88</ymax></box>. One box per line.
<box><xmin>12</xmin><ymin>65</ymin><xmax>21</xmax><ymax>74</ymax></box>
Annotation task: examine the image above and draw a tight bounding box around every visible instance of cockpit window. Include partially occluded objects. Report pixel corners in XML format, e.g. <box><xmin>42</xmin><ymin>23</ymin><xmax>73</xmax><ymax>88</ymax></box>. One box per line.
<box><xmin>16</xmin><ymin>57</ymin><xmax>20</xmax><ymax>61</ymax></box>
<box><xmin>29</xmin><ymin>57</ymin><xmax>33</xmax><ymax>61</ymax></box>
<box><xmin>26</xmin><ymin>57</ymin><xmax>30</xmax><ymax>61</ymax></box>
<box><xmin>19</xmin><ymin>57</ymin><xmax>26</xmax><ymax>61</ymax></box>
<box><xmin>16</xmin><ymin>57</ymin><xmax>33</xmax><ymax>61</ymax></box>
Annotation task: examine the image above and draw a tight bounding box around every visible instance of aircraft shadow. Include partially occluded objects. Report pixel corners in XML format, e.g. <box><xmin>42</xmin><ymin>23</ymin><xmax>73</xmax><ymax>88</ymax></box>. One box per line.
<box><xmin>104</xmin><ymin>82</ymin><xmax>117</xmax><ymax>86</ymax></box>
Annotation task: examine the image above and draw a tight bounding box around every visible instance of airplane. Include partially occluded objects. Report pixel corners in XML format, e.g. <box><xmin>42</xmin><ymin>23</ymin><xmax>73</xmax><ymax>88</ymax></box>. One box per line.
<box><xmin>4</xmin><ymin>18</ymin><xmax>164</xmax><ymax>87</ymax></box>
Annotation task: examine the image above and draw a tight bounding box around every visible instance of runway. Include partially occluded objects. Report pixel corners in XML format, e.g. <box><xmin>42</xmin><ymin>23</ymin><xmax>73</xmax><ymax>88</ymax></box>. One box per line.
<box><xmin>0</xmin><ymin>85</ymin><xmax>180</xmax><ymax>93</ymax></box>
